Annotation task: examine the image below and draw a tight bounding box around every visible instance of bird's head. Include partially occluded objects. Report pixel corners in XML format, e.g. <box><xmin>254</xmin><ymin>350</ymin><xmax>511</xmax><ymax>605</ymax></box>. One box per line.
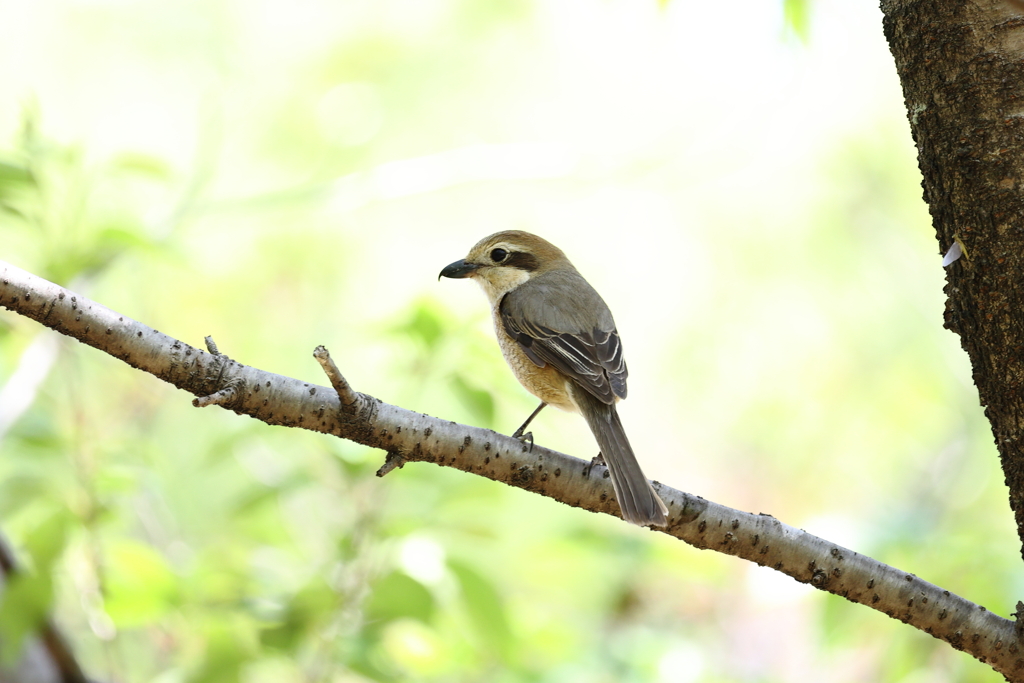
<box><xmin>439</xmin><ymin>230</ymin><xmax>572</xmax><ymax>301</ymax></box>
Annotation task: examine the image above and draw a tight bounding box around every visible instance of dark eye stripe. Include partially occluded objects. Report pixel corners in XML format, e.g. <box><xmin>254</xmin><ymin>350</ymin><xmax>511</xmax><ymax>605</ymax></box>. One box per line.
<box><xmin>505</xmin><ymin>252</ymin><xmax>539</xmax><ymax>271</ymax></box>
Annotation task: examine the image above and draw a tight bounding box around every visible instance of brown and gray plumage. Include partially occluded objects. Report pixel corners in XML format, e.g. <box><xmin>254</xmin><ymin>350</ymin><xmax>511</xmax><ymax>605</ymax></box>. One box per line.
<box><xmin>439</xmin><ymin>230</ymin><xmax>669</xmax><ymax>527</ymax></box>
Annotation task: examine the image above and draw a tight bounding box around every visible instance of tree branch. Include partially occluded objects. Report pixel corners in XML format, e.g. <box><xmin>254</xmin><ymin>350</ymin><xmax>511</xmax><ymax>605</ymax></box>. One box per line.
<box><xmin>2</xmin><ymin>259</ymin><xmax>1021</xmax><ymax>679</ymax></box>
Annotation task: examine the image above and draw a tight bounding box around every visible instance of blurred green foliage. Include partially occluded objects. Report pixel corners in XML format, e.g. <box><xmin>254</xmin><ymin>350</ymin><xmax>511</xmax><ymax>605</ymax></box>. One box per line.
<box><xmin>0</xmin><ymin>0</ymin><xmax>1016</xmax><ymax>682</ymax></box>
<box><xmin>783</xmin><ymin>0</ymin><xmax>813</xmax><ymax>42</ymax></box>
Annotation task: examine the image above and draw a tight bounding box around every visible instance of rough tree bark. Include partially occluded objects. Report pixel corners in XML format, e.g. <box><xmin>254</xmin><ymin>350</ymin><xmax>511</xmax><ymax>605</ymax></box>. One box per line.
<box><xmin>882</xmin><ymin>0</ymin><xmax>1024</xmax><ymax>560</ymax></box>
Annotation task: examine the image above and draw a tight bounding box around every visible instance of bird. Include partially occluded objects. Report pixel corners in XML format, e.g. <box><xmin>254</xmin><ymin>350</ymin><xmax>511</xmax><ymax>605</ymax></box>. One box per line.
<box><xmin>439</xmin><ymin>230</ymin><xmax>669</xmax><ymax>527</ymax></box>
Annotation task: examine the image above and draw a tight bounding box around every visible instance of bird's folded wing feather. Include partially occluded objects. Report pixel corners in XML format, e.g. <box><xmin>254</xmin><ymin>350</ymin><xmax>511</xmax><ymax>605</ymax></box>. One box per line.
<box><xmin>499</xmin><ymin>273</ymin><xmax>627</xmax><ymax>404</ymax></box>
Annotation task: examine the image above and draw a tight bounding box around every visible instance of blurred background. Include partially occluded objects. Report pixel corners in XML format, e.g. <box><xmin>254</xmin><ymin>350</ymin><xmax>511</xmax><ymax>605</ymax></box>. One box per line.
<box><xmin>0</xmin><ymin>0</ymin><xmax>1016</xmax><ymax>681</ymax></box>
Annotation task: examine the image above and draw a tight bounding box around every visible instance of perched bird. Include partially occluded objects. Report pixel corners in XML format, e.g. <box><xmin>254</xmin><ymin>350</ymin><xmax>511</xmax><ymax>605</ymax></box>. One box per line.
<box><xmin>439</xmin><ymin>230</ymin><xmax>669</xmax><ymax>527</ymax></box>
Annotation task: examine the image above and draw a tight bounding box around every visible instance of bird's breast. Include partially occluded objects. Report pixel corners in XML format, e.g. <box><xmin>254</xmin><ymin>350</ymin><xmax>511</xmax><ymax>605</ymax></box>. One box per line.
<box><xmin>491</xmin><ymin>307</ymin><xmax>578</xmax><ymax>413</ymax></box>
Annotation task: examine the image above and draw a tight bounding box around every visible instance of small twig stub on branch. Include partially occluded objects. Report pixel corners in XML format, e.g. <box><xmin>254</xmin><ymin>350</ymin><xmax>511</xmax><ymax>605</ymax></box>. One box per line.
<box><xmin>376</xmin><ymin>451</ymin><xmax>406</xmax><ymax>477</ymax></box>
<box><xmin>314</xmin><ymin>345</ymin><xmax>359</xmax><ymax>407</ymax></box>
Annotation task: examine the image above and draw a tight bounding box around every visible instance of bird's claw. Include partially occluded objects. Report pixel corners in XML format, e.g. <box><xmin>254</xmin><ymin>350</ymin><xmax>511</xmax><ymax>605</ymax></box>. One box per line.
<box><xmin>583</xmin><ymin>451</ymin><xmax>606</xmax><ymax>477</ymax></box>
<box><xmin>512</xmin><ymin>428</ymin><xmax>535</xmax><ymax>452</ymax></box>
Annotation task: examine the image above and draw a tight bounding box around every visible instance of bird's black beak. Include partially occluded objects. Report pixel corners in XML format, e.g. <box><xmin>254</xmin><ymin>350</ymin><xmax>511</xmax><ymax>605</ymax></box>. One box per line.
<box><xmin>439</xmin><ymin>259</ymin><xmax>480</xmax><ymax>280</ymax></box>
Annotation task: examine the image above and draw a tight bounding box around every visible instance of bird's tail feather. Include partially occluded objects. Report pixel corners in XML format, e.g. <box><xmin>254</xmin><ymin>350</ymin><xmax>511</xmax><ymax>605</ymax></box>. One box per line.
<box><xmin>573</xmin><ymin>389</ymin><xmax>668</xmax><ymax>527</ymax></box>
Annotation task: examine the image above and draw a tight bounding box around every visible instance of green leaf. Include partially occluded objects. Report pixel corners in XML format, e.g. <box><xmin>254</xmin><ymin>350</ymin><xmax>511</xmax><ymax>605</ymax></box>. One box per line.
<box><xmin>394</xmin><ymin>300</ymin><xmax>445</xmax><ymax>353</ymax></box>
<box><xmin>0</xmin><ymin>161</ymin><xmax>35</xmax><ymax>208</ymax></box>
<box><xmin>0</xmin><ymin>200</ymin><xmax>27</xmax><ymax>219</ymax></box>
<box><xmin>23</xmin><ymin>510</ymin><xmax>71</xmax><ymax>571</ymax></box>
<box><xmin>188</xmin><ymin>620</ymin><xmax>255</xmax><ymax>683</ymax></box>
<box><xmin>345</xmin><ymin>635</ymin><xmax>398</xmax><ymax>683</ymax></box>
<box><xmin>0</xmin><ymin>510</ymin><xmax>66</xmax><ymax>664</ymax></box>
<box><xmin>259</xmin><ymin>579</ymin><xmax>337</xmax><ymax>650</ymax></box>
<box><xmin>94</xmin><ymin>466</ymin><xmax>141</xmax><ymax>497</ymax></box>
<box><xmin>0</xmin><ymin>162</ymin><xmax>32</xmax><ymax>183</ymax></box>
<box><xmin>364</xmin><ymin>571</ymin><xmax>434</xmax><ymax>630</ymax></box>
<box><xmin>108</xmin><ymin>152</ymin><xmax>174</xmax><ymax>180</ymax></box>
<box><xmin>104</xmin><ymin>540</ymin><xmax>178</xmax><ymax>627</ymax></box>
<box><xmin>230</xmin><ymin>486</ymin><xmax>280</xmax><ymax>518</ymax></box>
<box><xmin>0</xmin><ymin>476</ymin><xmax>51</xmax><ymax>518</ymax></box>
<box><xmin>783</xmin><ymin>0</ymin><xmax>811</xmax><ymax>43</ymax></box>
<box><xmin>231</xmin><ymin>472</ymin><xmax>307</xmax><ymax>518</ymax></box>
<box><xmin>0</xmin><ymin>572</ymin><xmax>52</xmax><ymax>664</ymax></box>
<box><xmin>0</xmin><ymin>162</ymin><xmax>35</xmax><ymax>188</ymax></box>
<box><xmin>95</xmin><ymin>225</ymin><xmax>158</xmax><ymax>253</ymax></box>
<box><xmin>448</xmin><ymin>560</ymin><xmax>512</xmax><ymax>660</ymax></box>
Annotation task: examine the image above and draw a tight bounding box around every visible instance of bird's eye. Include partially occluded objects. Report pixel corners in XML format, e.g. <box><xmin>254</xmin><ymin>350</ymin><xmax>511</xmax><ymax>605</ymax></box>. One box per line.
<box><xmin>490</xmin><ymin>248</ymin><xmax>509</xmax><ymax>263</ymax></box>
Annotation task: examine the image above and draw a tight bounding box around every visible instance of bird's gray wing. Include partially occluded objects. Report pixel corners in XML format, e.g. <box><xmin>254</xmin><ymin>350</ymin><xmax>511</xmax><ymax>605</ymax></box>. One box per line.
<box><xmin>499</xmin><ymin>270</ymin><xmax>627</xmax><ymax>404</ymax></box>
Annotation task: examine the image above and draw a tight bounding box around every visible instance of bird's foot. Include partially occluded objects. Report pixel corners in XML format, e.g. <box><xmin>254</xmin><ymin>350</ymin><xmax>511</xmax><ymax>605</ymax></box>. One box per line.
<box><xmin>511</xmin><ymin>428</ymin><xmax>535</xmax><ymax>452</ymax></box>
<box><xmin>584</xmin><ymin>451</ymin><xmax>606</xmax><ymax>476</ymax></box>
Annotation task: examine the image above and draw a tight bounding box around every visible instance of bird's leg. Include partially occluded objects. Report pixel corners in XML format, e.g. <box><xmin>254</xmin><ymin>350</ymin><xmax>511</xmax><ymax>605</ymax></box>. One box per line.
<box><xmin>511</xmin><ymin>401</ymin><xmax>547</xmax><ymax>451</ymax></box>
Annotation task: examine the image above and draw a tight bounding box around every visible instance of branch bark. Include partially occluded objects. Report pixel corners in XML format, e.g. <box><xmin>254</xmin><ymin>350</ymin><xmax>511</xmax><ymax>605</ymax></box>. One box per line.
<box><xmin>2</xmin><ymin>260</ymin><xmax>1022</xmax><ymax>678</ymax></box>
<box><xmin>882</xmin><ymin>0</ymin><xmax>1024</xmax><ymax>562</ymax></box>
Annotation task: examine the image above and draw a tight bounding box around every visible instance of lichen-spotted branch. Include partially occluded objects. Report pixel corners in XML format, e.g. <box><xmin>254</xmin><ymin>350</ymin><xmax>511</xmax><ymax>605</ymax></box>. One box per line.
<box><xmin>1</xmin><ymin>259</ymin><xmax>1020</xmax><ymax>679</ymax></box>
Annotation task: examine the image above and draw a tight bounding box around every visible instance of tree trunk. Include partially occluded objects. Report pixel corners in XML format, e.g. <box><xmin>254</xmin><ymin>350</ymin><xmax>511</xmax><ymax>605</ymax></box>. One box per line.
<box><xmin>882</xmin><ymin>0</ymin><xmax>1024</xmax><ymax>560</ymax></box>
